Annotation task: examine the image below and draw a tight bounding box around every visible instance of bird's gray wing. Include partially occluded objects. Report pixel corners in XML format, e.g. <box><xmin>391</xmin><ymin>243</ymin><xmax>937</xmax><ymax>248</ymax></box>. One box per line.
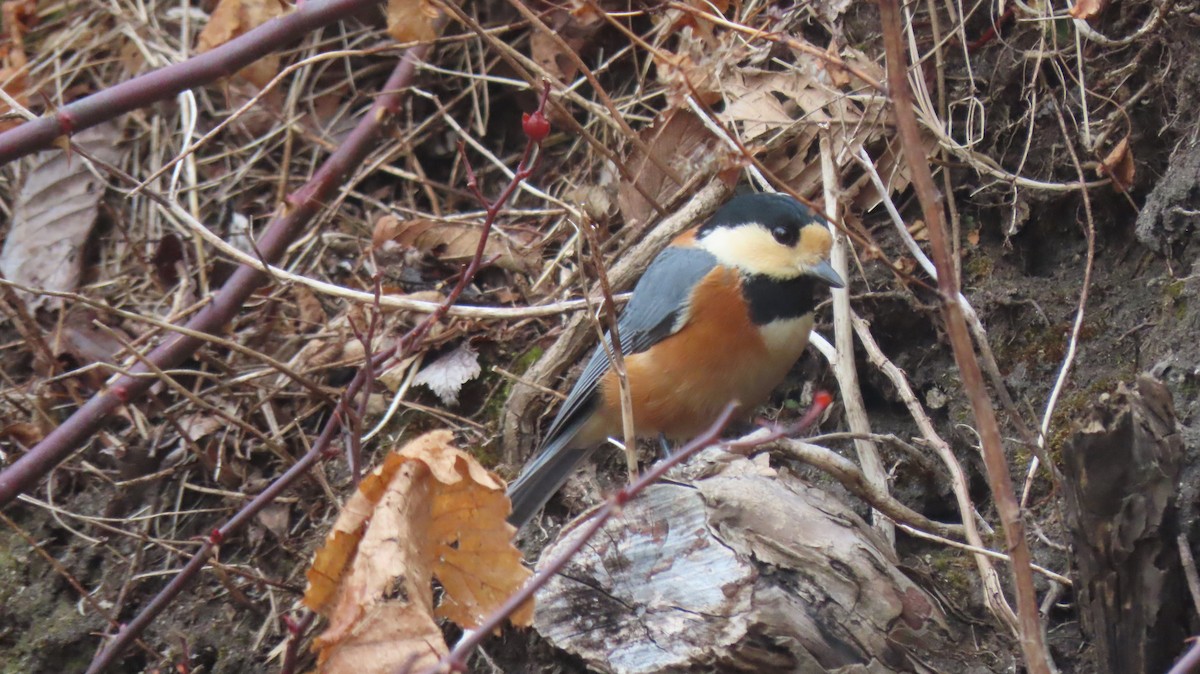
<box><xmin>538</xmin><ymin>245</ymin><xmax>719</xmax><ymax>444</ymax></box>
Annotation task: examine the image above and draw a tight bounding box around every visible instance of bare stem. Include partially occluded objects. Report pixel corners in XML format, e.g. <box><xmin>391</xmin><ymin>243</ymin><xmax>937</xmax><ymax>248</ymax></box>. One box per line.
<box><xmin>0</xmin><ymin>0</ymin><xmax>378</xmax><ymax>165</ymax></box>
<box><xmin>429</xmin><ymin>393</ymin><xmax>834</xmax><ymax>673</ymax></box>
<box><xmin>0</xmin><ymin>43</ymin><xmax>433</xmax><ymax>509</ymax></box>
<box><xmin>876</xmin><ymin>0</ymin><xmax>1054</xmax><ymax>671</ymax></box>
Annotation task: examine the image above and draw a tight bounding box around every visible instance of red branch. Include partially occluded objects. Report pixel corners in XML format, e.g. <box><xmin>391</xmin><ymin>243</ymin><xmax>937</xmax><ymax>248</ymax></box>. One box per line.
<box><xmin>0</xmin><ymin>27</ymin><xmax>431</xmax><ymax>511</ymax></box>
<box><xmin>0</xmin><ymin>0</ymin><xmax>378</xmax><ymax>165</ymax></box>
<box><xmin>77</xmin><ymin>68</ymin><xmax>553</xmax><ymax>674</ymax></box>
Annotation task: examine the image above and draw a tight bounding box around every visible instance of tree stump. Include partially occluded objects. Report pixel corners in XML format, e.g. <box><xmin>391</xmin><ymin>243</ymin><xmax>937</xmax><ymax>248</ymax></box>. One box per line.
<box><xmin>1060</xmin><ymin>375</ymin><xmax>1186</xmax><ymax>674</ymax></box>
<box><xmin>533</xmin><ymin>452</ymin><xmax>952</xmax><ymax>673</ymax></box>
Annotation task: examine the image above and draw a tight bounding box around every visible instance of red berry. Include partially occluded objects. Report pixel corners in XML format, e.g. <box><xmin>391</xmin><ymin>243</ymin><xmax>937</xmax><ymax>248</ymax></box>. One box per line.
<box><xmin>522</xmin><ymin>110</ymin><xmax>550</xmax><ymax>143</ymax></box>
<box><xmin>813</xmin><ymin>391</ymin><xmax>834</xmax><ymax>409</ymax></box>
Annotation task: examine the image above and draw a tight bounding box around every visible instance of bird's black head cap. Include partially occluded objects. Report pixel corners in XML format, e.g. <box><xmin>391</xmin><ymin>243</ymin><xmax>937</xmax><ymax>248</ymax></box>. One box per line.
<box><xmin>696</xmin><ymin>193</ymin><xmax>826</xmax><ymax>245</ymax></box>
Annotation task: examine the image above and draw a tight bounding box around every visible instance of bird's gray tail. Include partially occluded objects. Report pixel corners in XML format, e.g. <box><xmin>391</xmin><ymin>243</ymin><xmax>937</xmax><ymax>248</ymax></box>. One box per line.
<box><xmin>506</xmin><ymin>419</ymin><xmax>596</xmax><ymax>529</ymax></box>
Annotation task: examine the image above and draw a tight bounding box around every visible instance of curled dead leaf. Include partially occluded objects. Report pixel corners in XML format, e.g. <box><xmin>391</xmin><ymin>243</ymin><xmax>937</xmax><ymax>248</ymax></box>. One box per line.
<box><xmin>304</xmin><ymin>431</ymin><xmax>531</xmax><ymax>673</ymax></box>
<box><xmin>386</xmin><ymin>0</ymin><xmax>443</xmax><ymax>43</ymax></box>
<box><xmin>412</xmin><ymin>343</ymin><xmax>481</xmax><ymax>406</ymax></box>
<box><xmin>1098</xmin><ymin>136</ymin><xmax>1135</xmax><ymax>192</ymax></box>
<box><xmin>0</xmin><ymin>123</ymin><xmax>124</xmax><ymax>311</ymax></box>
<box><xmin>373</xmin><ymin>215</ymin><xmax>537</xmax><ymax>275</ymax></box>
<box><xmin>1068</xmin><ymin>0</ymin><xmax>1105</xmax><ymax>20</ymax></box>
<box><xmin>197</xmin><ymin>0</ymin><xmax>291</xmax><ymax>88</ymax></box>
<box><xmin>530</xmin><ymin>1</ymin><xmax>604</xmax><ymax>83</ymax></box>
<box><xmin>617</xmin><ymin>111</ymin><xmax>721</xmax><ymax>232</ymax></box>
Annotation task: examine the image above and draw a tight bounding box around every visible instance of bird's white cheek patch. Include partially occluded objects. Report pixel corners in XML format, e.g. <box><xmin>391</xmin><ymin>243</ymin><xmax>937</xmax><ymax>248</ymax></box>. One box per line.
<box><xmin>757</xmin><ymin>315</ymin><xmax>815</xmax><ymax>363</ymax></box>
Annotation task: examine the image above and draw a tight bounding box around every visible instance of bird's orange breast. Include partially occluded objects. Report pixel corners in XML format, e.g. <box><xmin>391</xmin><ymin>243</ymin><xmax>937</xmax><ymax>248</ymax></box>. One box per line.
<box><xmin>593</xmin><ymin>266</ymin><xmax>813</xmax><ymax>441</ymax></box>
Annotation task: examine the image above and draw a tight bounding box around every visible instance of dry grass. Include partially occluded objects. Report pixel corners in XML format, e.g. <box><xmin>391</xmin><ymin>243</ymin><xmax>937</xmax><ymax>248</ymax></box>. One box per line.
<box><xmin>0</xmin><ymin>0</ymin><xmax>1180</xmax><ymax>670</ymax></box>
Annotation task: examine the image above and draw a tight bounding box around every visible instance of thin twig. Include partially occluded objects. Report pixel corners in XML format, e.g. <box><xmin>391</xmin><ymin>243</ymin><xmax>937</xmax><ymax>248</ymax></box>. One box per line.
<box><xmin>0</xmin><ymin>0</ymin><xmax>379</xmax><ymax>164</ymax></box>
<box><xmin>76</xmin><ymin>41</ymin><xmax>439</xmax><ymax>672</ymax></box>
<box><xmin>430</xmin><ymin>393</ymin><xmax>833</xmax><ymax>673</ymax></box>
<box><xmin>578</xmin><ymin>220</ymin><xmax>638</xmax><ymax>482</ymax></box>
<box><xmin>877</xmin><ymin>1</ymin><xmax>1055</xmax><ymax>670</ymax></box>
<box><xmin>0</xmin><ymin>43</ymin><xmax>430</xmax><ymax>508</ymax></box>
<box><xmin>766</xmin><ymin>437</ymin><xmax>963</xmax><ymax>539</ymax></box>
<box><xmin>819</xmin><ymin>132</ymin><xmax>893</xmax><ymax>549</ymax></box>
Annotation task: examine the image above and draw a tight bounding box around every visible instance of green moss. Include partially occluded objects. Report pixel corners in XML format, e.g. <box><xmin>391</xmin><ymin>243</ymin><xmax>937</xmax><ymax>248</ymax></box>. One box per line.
<box><xmin>1161</xmin><ymin>279</ymin><xmax>1190</xmax><ymax>320</ymax></box>
<box><xmin>964</xmin><ymin>254</ymin><xmax>994</xmax><ymax>282</ymax></box>
<box><xmin>473</xmin><ymin>345</ymin><xmax>546</xmax><ymax>467</ymax></box>
<box><xmin>928</xmin><ymin>550</ymin><xmax>973</xmax><ymax>595</ymax></box>
<box><xmin>1044</xmin><ymin>374</ymin><xmax>1133</xmax><ymax>458</ymax></box>
<box><xmin>995</xmin><ymin>322</ymin><xmax>1071</xmax><ymax>369</ymax></box>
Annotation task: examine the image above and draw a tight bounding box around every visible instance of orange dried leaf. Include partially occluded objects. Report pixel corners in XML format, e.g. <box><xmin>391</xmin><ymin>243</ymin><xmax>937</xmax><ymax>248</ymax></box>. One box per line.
<box><xmin>304</xmin><ymin>431</ymin><xmax>531</xmax><ymax>673</ymax></box>
<box><xmin>373</xmin><ymin>215</ymin><xmax>536</xmax><ymax>274</ymax></box>
<box><xmin>197</xmin><ymin>0</ymin><xmax>291</xmax><ymax>88</ymax></box>
<box><xmin>386</xmin><ymin>0</ymin><xmax>443</xmax><ymax>43</ymax></box>
<box><xmin>1098</xmin><ymin>136</ymin><xmax>1135</xmax><ymax>192</ymax></box>
<box><xmin>1068</xmin><ymin>0</ymin><xmax>1104</xmax><ymax>20</ymax></box>
<box><xmin>0</xmin><ymin>0</ymin><xmax>36</xmax><ymax>131</ymax></box>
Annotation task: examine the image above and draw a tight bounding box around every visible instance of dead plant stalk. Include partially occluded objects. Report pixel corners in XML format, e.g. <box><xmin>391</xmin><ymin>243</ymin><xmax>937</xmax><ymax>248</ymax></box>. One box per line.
<box><xmin>431</xmin><ymin>394</ymin><xmax>833</xmax><ymax>673</ymax></box>
<box><xmin>578</xmin><ymin>222</ymin><xmax>639</xmax><ymax>482</ymax></box>
<box><xmin>876</xmin><ymin>0</ymin><xmax>1055</xmax><ymax>671</ymax></box>
<box><xmin>77</xmin><ymin>48</ymin><xmax>552</xmax><ymax>674</ymax></box>
<box><xmin>818</xmin><ymin>132</ymin><xmax>893</xmax><ymax>550</ymax></box>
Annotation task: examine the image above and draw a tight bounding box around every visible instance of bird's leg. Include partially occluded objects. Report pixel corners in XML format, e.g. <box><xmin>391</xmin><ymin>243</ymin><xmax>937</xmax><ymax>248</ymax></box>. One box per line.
<box><xmin>658</xmin><ymin>433</ymin><xmax>674</xmax><ymax>460</ymax></box>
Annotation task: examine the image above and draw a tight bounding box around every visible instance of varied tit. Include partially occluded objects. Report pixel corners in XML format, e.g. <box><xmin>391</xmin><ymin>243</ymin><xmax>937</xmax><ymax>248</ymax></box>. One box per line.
<box><xmin>507</xmin><ymin>192</ymin><xmax>844</xmax><ymax>528</ymax></box>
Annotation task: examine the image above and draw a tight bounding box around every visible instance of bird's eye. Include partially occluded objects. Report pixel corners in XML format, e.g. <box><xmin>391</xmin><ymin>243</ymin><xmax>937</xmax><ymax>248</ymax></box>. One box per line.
<box><xmin>771</xmin><ymin>225</ymin><xmax>798</xmax><ymax>246</ymax></box>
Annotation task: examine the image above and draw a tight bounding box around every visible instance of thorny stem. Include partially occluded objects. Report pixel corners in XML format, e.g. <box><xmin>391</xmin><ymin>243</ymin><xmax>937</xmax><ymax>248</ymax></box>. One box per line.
<box><xmin>426</xmin><ymin>393</ymin><xmax>834</xmax><ymax>673</ymax></box>
<box><xmin>280</xmin><ymin>612</ymin><xmax>317</xmax><ymax>674</ymax></box>
<box><xmin>74</xmin><ymin>44</ymin><xmax>432</xmax><ymax>672</ymax></box>
<box><xmin>81</xmin><ymin>66</ymin><xmax>553</xmax><ymax>674</ymax></box>
<box><xmin>0</xmin><ymin>0</ymin><xmax>377</xmax><ymax>164</ymax></box>
<box><xmin>876</xmin><ymin>0</ymin><xmax>1054</xmax><ymax>672</ymax></box>
<box><xmin>0</xmin><ymin>42</ymin><xmax>433</xmax><ymax>509</ymax></box>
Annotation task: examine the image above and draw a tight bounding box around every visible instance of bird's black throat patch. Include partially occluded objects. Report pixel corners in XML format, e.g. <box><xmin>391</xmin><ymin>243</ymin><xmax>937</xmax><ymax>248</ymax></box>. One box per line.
<box><xmin>741</xmin><ymin>274</ymin><xmax>819</xmax><ymax>325</ymax></box>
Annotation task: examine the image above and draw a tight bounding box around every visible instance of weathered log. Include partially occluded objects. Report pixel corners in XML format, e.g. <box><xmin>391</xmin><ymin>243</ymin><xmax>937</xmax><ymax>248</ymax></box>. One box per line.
<box><xmin>1060</xmin><ymin>375</ymin><xmax>1186</xmax><ymax>674</ymax></box>
<box><xmin>533</xmin><ymin>452</ymin><xmax>951</xmax><ymax>673</ymax></box>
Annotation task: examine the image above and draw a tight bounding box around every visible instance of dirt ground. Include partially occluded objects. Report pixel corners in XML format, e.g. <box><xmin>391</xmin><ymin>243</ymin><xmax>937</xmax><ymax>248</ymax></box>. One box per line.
<box><xmin>1</xmin><ymin>0</ymin><xmax>1199</xmax><ymax>673</ymax></box>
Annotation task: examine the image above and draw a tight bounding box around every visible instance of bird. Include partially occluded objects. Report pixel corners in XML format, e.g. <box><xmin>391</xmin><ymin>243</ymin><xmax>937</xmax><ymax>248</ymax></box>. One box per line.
<box><xmin>507</xmin><ymin>192</ymin><xmax>844</xmax><ymax>528</ymax></box>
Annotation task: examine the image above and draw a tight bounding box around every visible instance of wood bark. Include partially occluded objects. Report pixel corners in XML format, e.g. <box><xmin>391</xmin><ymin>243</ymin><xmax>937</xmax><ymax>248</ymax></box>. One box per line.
<box><xmin>1060</xmin><ymin>375</ymin><xmax>1185</xmax><ymax>674</ymax></box>
<box><xmin>533</xmin><ymin>450</ymin><xmax>952</xmax><ymax>673</ymax></box>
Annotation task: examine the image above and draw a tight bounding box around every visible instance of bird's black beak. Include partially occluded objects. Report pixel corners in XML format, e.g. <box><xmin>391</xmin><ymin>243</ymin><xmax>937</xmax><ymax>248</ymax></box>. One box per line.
<box><xmin>809</xmin><ymin>260</ymin><xmax>845</xmax><ymax>288</ymax></box>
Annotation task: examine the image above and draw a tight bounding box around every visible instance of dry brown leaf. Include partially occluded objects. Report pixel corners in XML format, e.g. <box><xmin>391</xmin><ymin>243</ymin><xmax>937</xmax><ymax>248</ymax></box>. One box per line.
<box><xmin>0</xmin><ymin>123</ymin><xmax>123</xmax><ymax>311</ymax></box>
<box><xmin>1098</xmin><ymin>136</ymin><xmax>1135</xmax><ymax>192</ymax></box>
<box><xmin>1068</xmin><ymin>0</ymin><xmax>1105</xmax><ymax>20</ymax></box>
<box><xmin>1</xmin><ymin>422</ymin><xmax>43</xmax><ymax>448</ymax></box>
<box><xmin>304</xmin><ymin>431</ymin><xmax>531</xmax><ymax>673</ymax></box>
<box><xmin>412</xmin><ymin>343</ymin><xmax>481</xmax><ymax>406</ymax></box>
<box><xmin>373</xmin><ymin>215</ymin><xmax>536</xmax><ymax>275</ymax></box>
<box><xmin>655</xmin><ymin>37</ymin><xmax>728</xmax><ymax>107</ymax></box>
<box><xmin>386</xmin><ymin>0</ymin><xmax>443</xmax><ymax>43</ymax></box>
<box><xmin>197</xmin><ymin>0</ymin><xmax>291</xmax><ymax>88</ymax></box>
<box><xmin>530</xmin><ymin>1</ymin><xmax>604</xmax><ymax>83</ymax></box>
<box><xmin>292</xmin><ymin>285</ymin><xmax>326</xmax><ymax>332</ymax></box>
<box><xmin>617</xmin><ymin>110</ymin><xmax>722</xmax><ymax>232</ymax></box>
<box><xmin>0</xmin><ymin>0</ymin><xmax>36</xmax><ymax>131</ymax></box>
